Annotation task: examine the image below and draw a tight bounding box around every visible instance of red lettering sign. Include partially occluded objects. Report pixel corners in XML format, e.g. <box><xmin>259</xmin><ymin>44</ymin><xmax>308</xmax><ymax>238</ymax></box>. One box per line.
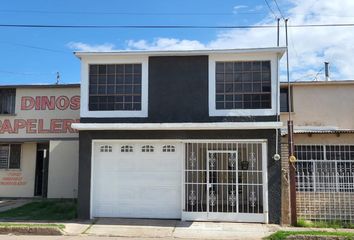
<box><xmin>20</xmin><ymin>95</ymin><xmax>80</xmax><ymax>111</ymax></box>
<box><xmin>0</xmin><ymin>119</ymin><xmax>80</xmax><ymax>134</ymax></box>
<box><xmin>21</xmin><ymin>97</ymin><xmax>35</xmax><ymax>110</ymax></box>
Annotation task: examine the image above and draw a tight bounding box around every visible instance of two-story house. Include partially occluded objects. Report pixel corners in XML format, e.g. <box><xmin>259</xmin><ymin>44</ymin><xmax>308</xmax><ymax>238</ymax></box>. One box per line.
<box><xmin>280</xmin><ymin>80</ymin><xmax>354</xmax><ymax>224</ymax></box>
<box><xmin>0</xmin><ymin>84</ymin><xmax>80</xmax><ymax>199</ymax></box>
<box><xmin>72</xmin><ymin>48</ymin><xmax>286</xmax><ymax>223</ymax></box>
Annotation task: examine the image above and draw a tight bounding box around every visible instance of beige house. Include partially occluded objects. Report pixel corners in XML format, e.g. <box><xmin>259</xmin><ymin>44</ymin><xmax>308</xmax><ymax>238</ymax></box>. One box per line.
<box><xmin>0</xmin><ymin>84</ymin><xmax>80</xmax><ymax>199</ymax></box>
<box><xmin>280</xmin><ymin>80</ymin><xmax>354</xmax><ymax>224</ymax></box>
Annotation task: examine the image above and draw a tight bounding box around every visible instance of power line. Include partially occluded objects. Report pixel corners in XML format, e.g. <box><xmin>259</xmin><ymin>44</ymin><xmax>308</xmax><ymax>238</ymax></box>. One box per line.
<box><xmin>0</xmin><ymin>23</ymin><xmax>354</xmax><ymax>29</ymax></box>
<box><xmin>0</xmin><ymin>41</ymin><xmax>69</xmax><ymax>54</ymax></box>
<box><xmin>1</xmin><ymin>9</ymin><xmax>353</xmax><ymax>18</ymax></box>
<box><xmin>0</xmin><ymin>70</ymin><xmax>53</xmax><ymax>76</ymax></box>
<box><xmin>0</xmin><ymin>9</ymin><xmax>267</xmax><ymax>16</ymax></box>
<box><xmin>264</xmin><ymin>0</ymin><xmax>278</xmax><ymax>19</ymax></box>
<box><xmin>273</xmin><ymin>0</ymin><xmax>285</xmax><ymax>20</ymax></box>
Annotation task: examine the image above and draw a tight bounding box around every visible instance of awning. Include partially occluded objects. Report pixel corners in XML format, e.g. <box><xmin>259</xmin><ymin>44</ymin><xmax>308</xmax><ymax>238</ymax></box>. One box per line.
<box><xmin>281</xmin><ymin>126</ymin><xmax>354</xmax><ymax>136</ymax></box>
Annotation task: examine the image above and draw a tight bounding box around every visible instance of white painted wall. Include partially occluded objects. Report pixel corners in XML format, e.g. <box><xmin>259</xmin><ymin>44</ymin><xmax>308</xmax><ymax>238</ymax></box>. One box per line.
<box><xmin>0</xmin><ymin>143</ymin><xmax>36</xmax><ymax>197</ymax></box>
<box><xmin>47</xmin><ymin>140</ymin><xmax>79</xmax><ymax>198</ymax></box>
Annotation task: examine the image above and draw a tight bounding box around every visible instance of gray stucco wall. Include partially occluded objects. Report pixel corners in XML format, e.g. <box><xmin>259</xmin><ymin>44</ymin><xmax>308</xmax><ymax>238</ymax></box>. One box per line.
<box><xmin>81</xmin><ymin>56</ymin><xmax>277</xmax><ymax>123</ymax></box>
<box><xmin>77</xmin><ymin>129</ymin><xmax>281</xmax><ymax>223</ymax></box>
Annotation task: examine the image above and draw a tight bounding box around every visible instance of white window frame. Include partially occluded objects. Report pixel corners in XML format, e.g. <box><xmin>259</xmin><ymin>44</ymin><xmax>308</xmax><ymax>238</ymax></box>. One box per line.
<box><xmin>80</xmin><ymin>55</ymin><xmax>148</xmax><ymax>118</ymax></box>
<box><xmin>208</xmin><ymin>53</ymin><xmax>278</xmax><ymax>116</ymax></box>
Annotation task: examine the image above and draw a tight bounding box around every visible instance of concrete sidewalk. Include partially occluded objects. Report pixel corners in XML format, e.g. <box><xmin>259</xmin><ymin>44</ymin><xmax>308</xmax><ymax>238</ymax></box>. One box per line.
<box><xmin>83</xmin><ymin>218</ymin><xmax>281</xmax><ymax>239</ymax></box>
<box><xmin>0</xmin><ymin>199</ymin><xmax>32</xmax><ymax>213</ymax></box>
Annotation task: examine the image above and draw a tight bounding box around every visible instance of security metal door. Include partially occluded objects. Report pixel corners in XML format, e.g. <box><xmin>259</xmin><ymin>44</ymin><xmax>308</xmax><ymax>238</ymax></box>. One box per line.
<box><xmin>207</xmin><ymin>151</ymin><xmax>238</xmax><ymax>219</ymax></box>
<box><xmin>183</xmin><ymin>141</ymin><xmax>267</xmax><ymax>223</ymax></box>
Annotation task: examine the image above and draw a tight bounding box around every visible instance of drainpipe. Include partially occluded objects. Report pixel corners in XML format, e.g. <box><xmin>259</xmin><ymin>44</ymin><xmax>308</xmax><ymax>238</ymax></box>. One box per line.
<box><xmin>324</xmin><ymin>62</ymin><xmax>330</xmax><ymax>81</ymax></box>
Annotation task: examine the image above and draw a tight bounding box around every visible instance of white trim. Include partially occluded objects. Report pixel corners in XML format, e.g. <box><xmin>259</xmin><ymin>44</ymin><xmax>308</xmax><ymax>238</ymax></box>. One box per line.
<box><xmin>208</xmin><ymin>53</ymin><xmax>280</xmax><ymax>116</ymax></box>
<box><xmin>262</xmin><ymin>142</ymin><xmax>269</xmax><ymax>223</ymax></box>
<box><xmin>72</xmin><ymin>122</ymin><xmax>283</xmax><ymax>131</ymax></box>
<box><xmin>80</xmin><ymin>56</ymin><xmax>148</xmax><ymax>118</ymax></box>
<box><xmin>75</xmin><ymin>47</ymin><xmax>286</xmax><ymax>57</ymax></box>
<box><xmin>93</xmin><ymin>139</ymin><xmax>268</xmax><ymax>143</ymax></box>
<box><xmin>182</xmin><ymin>212</ymin><xmax>265</xmax><ymax>222</ymax></box>
<box><xmin>90</xmin><ymin>140</ymin><xmax>94</xmax><ymax>219</ymax></box>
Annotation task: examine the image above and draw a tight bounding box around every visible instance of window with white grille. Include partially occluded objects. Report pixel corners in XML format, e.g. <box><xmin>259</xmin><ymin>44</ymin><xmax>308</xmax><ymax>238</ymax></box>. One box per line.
<box><xmin>0</xmin><ymin>144</ymin><xmax>21</xmax><ymax>169</ymax></box>
<box><xmin>295</xmin><ymin>144</ymin><xmax>354</xmax><ymax>222</ymax></box>
<box><xmin>142</xmin><ymin>145</ymin><xmax>154</xmax><ymax>152</ymax></box>
<box><xmin>121</xmin><ymin>145</ymin><xmax>133</xmax><ymax>152</ymax></box>
<box><xmin>100</xmin><ymin>145</ymin><xmax>112</xmax><ymax>152</ymax></box>
<box><xmin>295</xmin><ymin>145</ymin><xmax>354</xmax><ymax>192</ymax></box>
<box><xmin>162</xmin><ymin>145</ymin><xmax>175</xmax><ymax>152</ymax></box>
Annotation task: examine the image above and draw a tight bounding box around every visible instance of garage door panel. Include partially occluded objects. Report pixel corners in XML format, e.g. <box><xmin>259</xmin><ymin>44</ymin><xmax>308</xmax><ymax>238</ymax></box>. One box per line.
<box><xmin>92</xmin><ymin>142</ymin><xmax>182</xmax><ymax>219</ymax></box>
<box><xmin>138</xmin><ymin>158</ymin><xmax>180</xmax><ymax>170</ymax></box>
<box><xmin>114</xmin><ymin>172</ymin><xmax>180</xmax><ymax>186</ymax></box>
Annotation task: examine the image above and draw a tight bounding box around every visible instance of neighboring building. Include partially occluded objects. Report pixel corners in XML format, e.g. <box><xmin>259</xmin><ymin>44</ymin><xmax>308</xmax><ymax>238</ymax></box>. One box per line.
<box><xmin>72</xmin><ymin>47</ymin><xmax>286</xmax><ymax>223</ymax></box>
<box><xmin>0</xmin><ymin>84</ymin><xmax>80</xmax><ymax>198</ymax></box>
<box><xmin>280</xmin><ymin>80</ymin><xmax>354</xmax><ymax>224</ymax></box>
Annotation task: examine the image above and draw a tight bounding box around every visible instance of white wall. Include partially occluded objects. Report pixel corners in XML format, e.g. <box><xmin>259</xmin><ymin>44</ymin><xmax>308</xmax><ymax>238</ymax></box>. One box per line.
<box><xmin>0</xmin><ymin>143</ymin><xmax>36</xmax><ymax>197</ymax></box>
<box><xmin>47</xmin><ymin>140</ymin><xmax>79</xmax><ymax>198</ymax></box>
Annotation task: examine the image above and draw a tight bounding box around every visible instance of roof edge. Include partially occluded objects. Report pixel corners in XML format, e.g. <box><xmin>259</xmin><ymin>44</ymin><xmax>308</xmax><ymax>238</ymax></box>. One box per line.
<box><xmin>0</xmin><ymin>83</ymin><xmax>80</xmax><ymax>89</ymax></box>
<box><xmin>74</xmin><ymin>47</ymin><xmax>286</xmax><ymax>58</ymax></box>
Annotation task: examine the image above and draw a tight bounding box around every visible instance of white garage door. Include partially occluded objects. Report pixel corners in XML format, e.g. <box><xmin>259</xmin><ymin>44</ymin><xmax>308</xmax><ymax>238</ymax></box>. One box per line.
<box><xmin>92</xmin><ymin>142</ymin><xmax>182</xmax><ymax>219</ymax></box>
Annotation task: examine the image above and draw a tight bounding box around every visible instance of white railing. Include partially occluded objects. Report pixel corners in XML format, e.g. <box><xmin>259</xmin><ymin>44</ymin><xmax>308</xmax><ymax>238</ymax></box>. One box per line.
<box><xmin>295</xmin><ymin>144</ymin><xmax>354</xmax><ymax>222</ymax></box>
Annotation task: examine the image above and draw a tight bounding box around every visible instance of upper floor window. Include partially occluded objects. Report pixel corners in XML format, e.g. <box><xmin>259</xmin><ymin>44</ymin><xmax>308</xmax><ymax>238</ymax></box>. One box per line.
<box><xmin>215</xmin><ymin>61</ymin><xmax>271</xmax><ymax>110</ymax></box>
<box><xmin>88</xmin><ymin>64</ymin><xmax>142</xmax><ymax>111</ymax></box>
<box><xmin>0</xmin><ymin>89</ymin><xmax>16</xmax><ymax>115</ymax></box>
<box><xmin>0</xmin><ymin>144</ymin><xmax>21</xmax><ymax>169</ymax></box>
<box><xmin>280</xmin><ymin>87</ymin><xmax>289</xmax><ymax>112</ymax></box>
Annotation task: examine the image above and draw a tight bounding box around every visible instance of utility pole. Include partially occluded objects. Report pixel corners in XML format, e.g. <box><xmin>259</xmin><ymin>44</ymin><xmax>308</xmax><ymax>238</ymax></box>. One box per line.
<box><xmin>285</xmin><ymin>18</ymin><xmax>297</xmax><ymax>226</ymax></box>
<box><xmin>56</xmin><ymin>72</ymin><xmax>60</xmax><ymax>85</ymax></box>
<box><xmin>277</xmin><ymin>18</ymin><xmax>280</xmax><ymax>47</ymax></box>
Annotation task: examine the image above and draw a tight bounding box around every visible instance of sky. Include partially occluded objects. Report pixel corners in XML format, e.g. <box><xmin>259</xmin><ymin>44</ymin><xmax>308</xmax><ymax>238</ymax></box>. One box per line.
<box><xmin>0</xmin><ymin>0</ymin><xmax>354</xmax><ymax>85</ymax></box>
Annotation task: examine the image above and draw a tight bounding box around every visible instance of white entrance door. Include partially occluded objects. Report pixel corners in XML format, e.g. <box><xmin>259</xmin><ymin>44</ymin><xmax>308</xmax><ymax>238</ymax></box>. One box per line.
<box><xmin>92</xmin><ymin>142</ymin><xmax>182</xmax><ymax>219</ymax></box>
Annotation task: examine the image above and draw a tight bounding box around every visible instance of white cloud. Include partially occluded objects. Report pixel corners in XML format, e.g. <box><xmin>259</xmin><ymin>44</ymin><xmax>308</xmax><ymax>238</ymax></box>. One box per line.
<box><xmin>233</xmin><ymin>5</ymin><xmax>248</xmax><ymax>13</ymax></box>
<box><xmin>67</xmin><ymin>42</ymin><xmax>115</xmax><ymax>52</ymax></box>
<box><xmin>68</xmin><ymin>0</ymin><xmax>354</xmax><ymax>80</ymax></box>
<box><xmin>126</xmin><ymin>38</ymin><xmax>206</xmax><ymax>51</ymax></box>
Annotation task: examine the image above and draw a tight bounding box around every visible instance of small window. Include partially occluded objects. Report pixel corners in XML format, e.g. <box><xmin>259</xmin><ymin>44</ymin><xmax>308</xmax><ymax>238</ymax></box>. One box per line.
<box><xmin>0</xmin><ymin>144</ymin><xmax>21</xmax><ymax>169</ymax></box>
<box><xmin>142</xmin><ymin>145</ymin><xmax>154</xmax><ymax>152</ymax></box>
<box><xmin>280</xmin><ymin>87</ymin><xmax>290</xmax><ymax>112</ymax></box>
<box><xmin>121</xmin><ymin>145</ymin><xmax>133</xmax><ymax>152</ymax></box>
<box><xmin>100</xmin><ymin>145</ymin><xmax>112</xmax><ymax>152</ymax></box>
<box><xmin>162</xmin><ymin>145</ymin><xmax>175</xmax><ymax>152</ymax></box>
<box><xmin>0</xmin><ymin>89</ymin><xmax>16</xmax><ymax>114</ymax></box>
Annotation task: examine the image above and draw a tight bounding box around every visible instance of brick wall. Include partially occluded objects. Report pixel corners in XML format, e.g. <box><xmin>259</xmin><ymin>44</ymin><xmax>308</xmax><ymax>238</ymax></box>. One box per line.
<box><xmin>281</xmin><ymin>142</ymin><xmax>290</xmax><ymax>225</ymax></box>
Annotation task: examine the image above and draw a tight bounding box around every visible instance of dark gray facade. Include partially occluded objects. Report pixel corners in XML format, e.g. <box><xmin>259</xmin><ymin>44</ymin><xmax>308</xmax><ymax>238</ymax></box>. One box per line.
<box><xmin>77</xmin><ymin>129</ymin><xmax>281</xmax><ymax>223</ymax></box>
<box><xmin>81</xmin><ymin>56</ymin><xmax>276</xmax><ymax>123</ymax></box>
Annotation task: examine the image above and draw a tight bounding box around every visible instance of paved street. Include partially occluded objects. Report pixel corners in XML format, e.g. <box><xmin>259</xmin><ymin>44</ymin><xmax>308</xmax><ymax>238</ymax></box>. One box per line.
<box><xmin>0</xmin><ymin>236</ymin><xmax>262</xmax><ymax>240</ymax></box>
<box><xmin>0</xmin><ymin>237</ymin><xmax>172</xmax><ymax>240</ymax></box>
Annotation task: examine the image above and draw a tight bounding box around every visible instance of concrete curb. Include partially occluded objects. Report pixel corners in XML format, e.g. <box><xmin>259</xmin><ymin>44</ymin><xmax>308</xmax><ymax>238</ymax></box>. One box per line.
<box><xmin>0</xmin><ymin>226</ymin><xmax>63</xmax><ymax>235</ymax></box>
